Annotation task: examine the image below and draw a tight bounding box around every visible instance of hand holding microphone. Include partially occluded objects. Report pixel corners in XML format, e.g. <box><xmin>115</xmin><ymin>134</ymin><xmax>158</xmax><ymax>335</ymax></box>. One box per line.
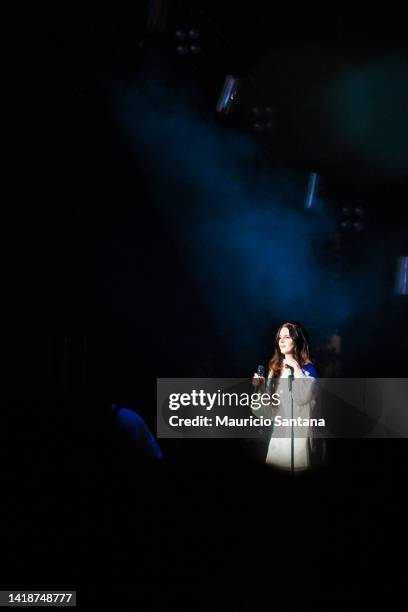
<box><xmin>252</xmin><ymin>365</ymin><xmax>265</xmax><ymax>388</ymax></box>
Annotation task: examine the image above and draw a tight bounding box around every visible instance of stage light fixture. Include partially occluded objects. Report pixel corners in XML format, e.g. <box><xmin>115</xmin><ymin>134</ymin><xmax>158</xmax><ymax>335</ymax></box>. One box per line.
<box><xmin>176</xmin><ymin>44</ymin><xmax>189</xmax><ymax>55</ymax></box>
<box><xmin>216</xmin><ymin>76</ymin><xmax>240</xmax><ymax>114</ymax></box>
<box><xmin>190</xmin><ymin>44</ymin><xmax>202</xmax><ymax>54</ymax></box>
<box><xmin>340</xmin><ymin>220</ymin><xmax>352</xmax><ymax>230</ymax></box>
<box><xmin>352</xmin><ymin>221</ymin><xmax>365</xmax><ymax>231</ymax></box>
<box><xmin>252</xmin><ymin>106</ymin><xmax>262</xmax><ymax>117</ymax></box>
<box><xmin>188</xmin><ymin>28</ymin><xmax>200</xmax><ymax>39</ymax></box>
<box><xmin>175</xmin><ymin>29</ymin><xmax>187</xmax><ymax>40</ymax></box>
<box><xmin>354</xmin><ymin>206</ymin><xmax>364</xmax><ymax>216</ymax></box>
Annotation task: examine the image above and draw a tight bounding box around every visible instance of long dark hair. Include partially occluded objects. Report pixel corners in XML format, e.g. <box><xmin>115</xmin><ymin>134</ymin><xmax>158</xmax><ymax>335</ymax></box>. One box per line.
<box><xmin>268</xmin><ymin>321</ymin><xmax>313</xmax><ymax>378</ymax></box>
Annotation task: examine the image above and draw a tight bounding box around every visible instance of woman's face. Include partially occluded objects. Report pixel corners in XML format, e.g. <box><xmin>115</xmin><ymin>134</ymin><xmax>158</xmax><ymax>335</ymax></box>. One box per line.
<box><xmin>278</xmin><ymin>327</ymin><xmax>295</xmax><ymax>356</ymax></box>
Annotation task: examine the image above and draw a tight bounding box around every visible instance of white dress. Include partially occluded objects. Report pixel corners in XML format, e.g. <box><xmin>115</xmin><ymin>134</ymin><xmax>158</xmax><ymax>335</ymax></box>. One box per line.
<box><xmin>258</xmin><ymin>367</ymin><xmax>317</xmax><ymax>472</ymax></box>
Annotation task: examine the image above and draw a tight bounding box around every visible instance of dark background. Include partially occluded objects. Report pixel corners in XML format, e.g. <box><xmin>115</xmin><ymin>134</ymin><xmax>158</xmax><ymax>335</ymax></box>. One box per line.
<box><xmin>4</xmin><ymin>2</ymin><xmax>407</xmax><ymax>608</ymax></box>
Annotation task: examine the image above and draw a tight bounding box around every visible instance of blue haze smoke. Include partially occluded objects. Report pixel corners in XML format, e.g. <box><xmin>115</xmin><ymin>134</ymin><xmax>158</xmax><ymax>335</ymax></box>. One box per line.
<box><xmin>113</xmin><ymin>80</ymin><xmax>355</xmax><ymax>352</ymax></box>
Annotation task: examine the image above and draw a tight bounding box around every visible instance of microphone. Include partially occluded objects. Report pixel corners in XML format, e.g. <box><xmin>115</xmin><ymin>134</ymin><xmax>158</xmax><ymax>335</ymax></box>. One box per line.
<box><xmin>284</xmin><ymin>362</ymin><xmax>294</xmax><ymax>392</ymax></box>
<box><xmin>257</xmin><ymin>365</ymin><xmax>265</xmax><ymax>377</ymax></box>
<box><xmin>284</xmin><ymin>363</ymin><xmax>294</xmax><ymax>375</ymax></box>
<box><xmin>253</xmin><ymin>365</ymin><xmax>265</xmax><ymax>389</ymax></box>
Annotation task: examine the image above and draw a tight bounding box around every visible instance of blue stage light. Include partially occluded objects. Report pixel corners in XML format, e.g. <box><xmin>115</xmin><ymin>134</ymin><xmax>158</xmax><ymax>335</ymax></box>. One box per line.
<box><xmin>216</xmin><ymin>76</ymin><xmax>239</xmax><ymax>114</ymax></box>
<box><xmin>395</xmin><ymin>256</ymin><xmax>408</xmax><ymax>295</ymax></box>
<box><xmin>304</xmin><ymin>172</ymin><xmax>319</xmax><ymax>210</ymax></box>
